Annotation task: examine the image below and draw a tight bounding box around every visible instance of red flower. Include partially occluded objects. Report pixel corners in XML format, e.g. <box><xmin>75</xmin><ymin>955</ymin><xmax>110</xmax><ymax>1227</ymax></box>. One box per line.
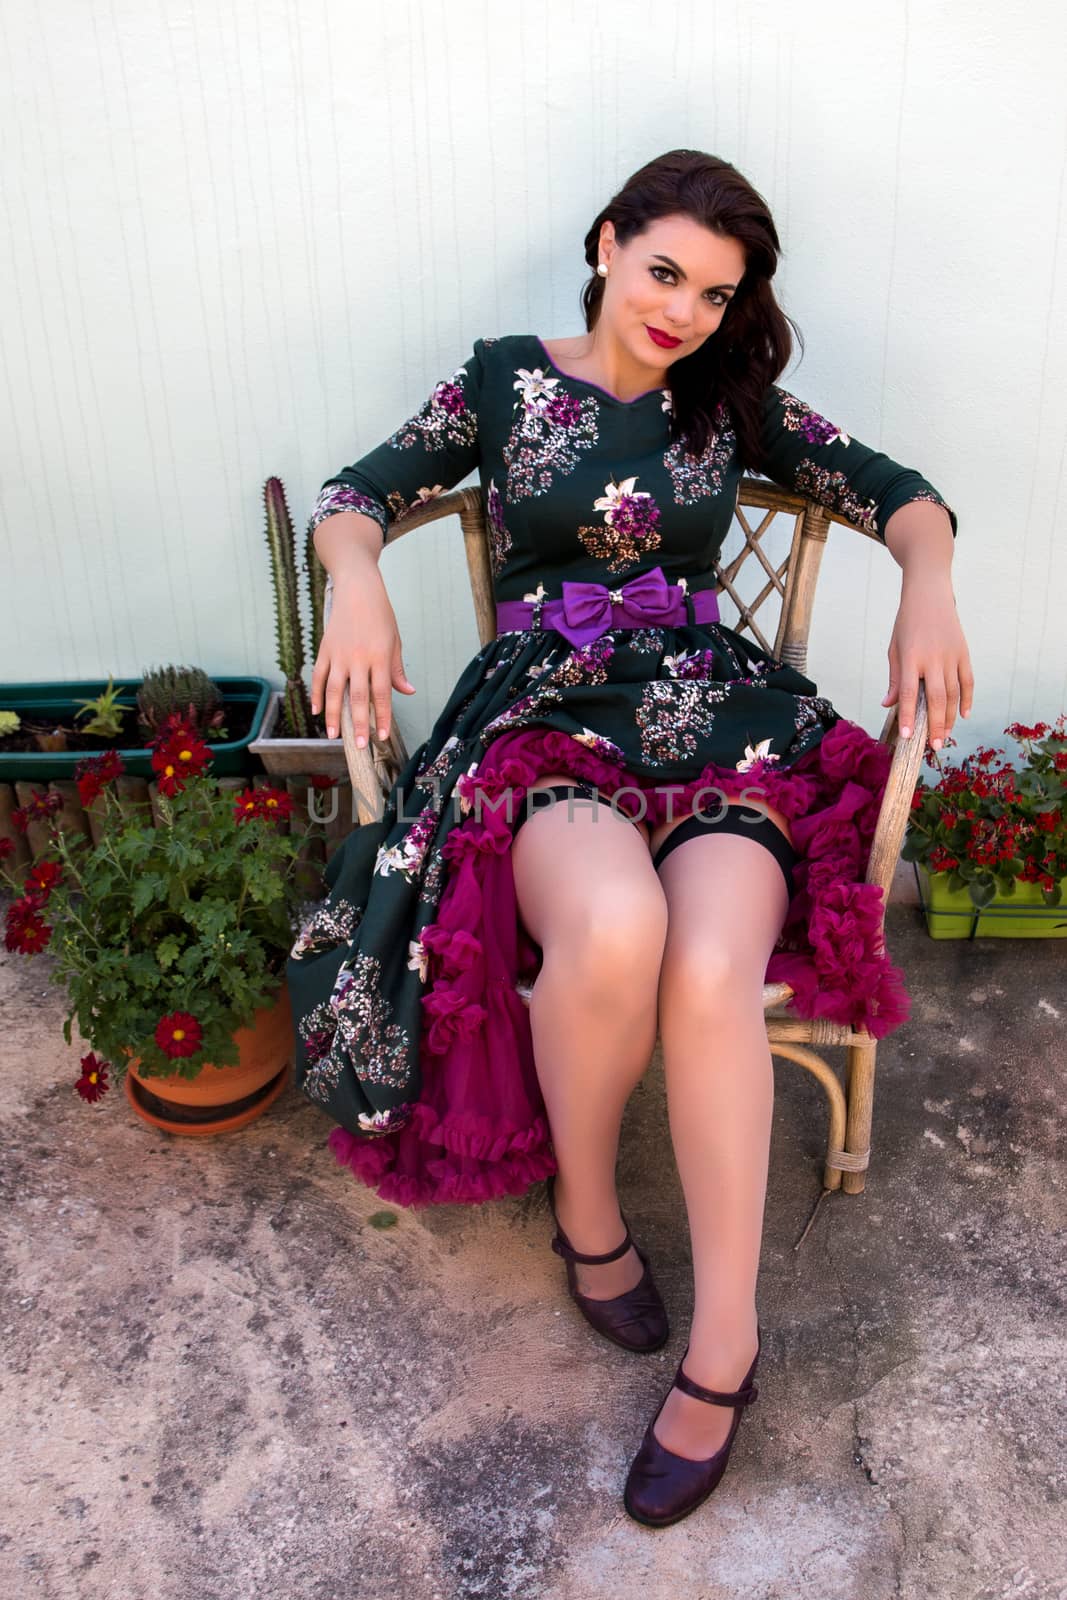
<box><xmin>24</xmin><ymin>859</ymin><xmax>62</xmax><ymax>901</ymax></box>
<box><xmin>4</xmin><ymin>896</ymin><xmax>52</xmax><ymax>954</ymax></box>
<box><xmin>148</xmin><ymin>712</ymin><xmax>200</xmax><ymax>749</ymax></box>
<box><xmin>150</xmin><ymin>725</ymin><xmax>212</xmax><ymax>795</ymax></box>
<box><xmin>76</xmin><ymin>1051</ymin><xmax>111</xmax><ymax>1102</ymax></box>
<box><xmin>928</xmin><ymin>847</ymin><xmax>960</xmax><ymax>872</ymax></box>
<box><xmin>0</xmin><ymin>836</ymin><xmax>13</xmax><ymax>860</ymax></box>
<box><xmin>309</xmin><ymin>774</ymin><xmax>338</xmax><ymax>790</ymax></box>
<box><xmin>154</xmin><ymin>1010</ymin><xmax>203</xmax><ymax>1059</ymax></box>
<box><xmin>232</xmin><ymin>786</ymin><xmax>293</xmax><ymax>824</ymax></box>
<box><xmin>254</xmin><ymin>787</ymin><xmax>293</xmax><ymax>822</ymax></box>
<box><xmin>233</xmin><ymin>787</ymin><xmax>260</xmax><ymax>820</ymax></box>
<box><xmin>10</xmin><ymin>789</ymin><xmax>63</xmax><ymax>834</ymax></box>
<box><xmin>74</xmin><ymin>749</ymin><xmax>125</xmax><ymax>806</ymax></box>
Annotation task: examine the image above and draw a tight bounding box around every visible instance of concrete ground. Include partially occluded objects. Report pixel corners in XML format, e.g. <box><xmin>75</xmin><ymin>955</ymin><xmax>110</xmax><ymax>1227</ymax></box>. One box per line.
<box><xmin>1</xmin><ymin>894</ymin><xmax>1064</xmax><ymax>1600</ymax></box>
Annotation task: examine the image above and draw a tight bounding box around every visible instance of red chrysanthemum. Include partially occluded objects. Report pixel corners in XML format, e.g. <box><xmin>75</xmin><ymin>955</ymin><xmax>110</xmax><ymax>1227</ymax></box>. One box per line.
<box><xmin>10</xmin><ymin>789</ymin><xmax>63</xmax><ymax>834</ymax></box>
<box><xmin>76</xmin><ymin>1051</ymin><xmax>111</xmax><ymax>1102</ymax></box>
<box><xmin>254</xmin><ymin>787</ymin><xmax>293</xmax><ymax>822</ymax></box>
<box><xmin>23</xmin><ymin>859</ymin><xmax>62</xmax><ymax>901</ymax></box>
<box><xmin>233</xmin><ymin>787</ymin><xmax>261</xmax><ymax>822</ymax></box>
<box><xmin>4</xmin><ymin>896</ymin><xmax>52</xmax><ymax>954</ymax></box>
<box><xmin>74</xmin><ymin>749</ymin><xmax>125</xmax><ymax>806</ymax></box>
<box><xmin>150</xmin><ymin>724</ymin><xmax>213</xmax><ymax>795</ymax></box>
<box><xmin>309</xmin><ymin>774</ymin><xmax>338</xmax><ymax>790</ymax></box>
<box><xmin>232</xmin><ymin>786</ymin><xmax>293</xmax><ymax>824</ymax></box>
<box><xmin>154</xmin><ymin>1010</ymin><xmax>204</xmax><ymax>1059</ymax></box>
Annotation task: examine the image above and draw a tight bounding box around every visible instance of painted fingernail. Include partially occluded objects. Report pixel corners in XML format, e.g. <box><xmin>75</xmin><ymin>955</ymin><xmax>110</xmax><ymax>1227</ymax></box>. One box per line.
<box><xmin>380</xmin><ymin>726</ymin><xmax>389</xmax><ymax>740</ymax></box>
<box><xmin>356</xmin><ymin>735</ymin><xmax>367</xmax><ymax>749</ymax></box>
<box><xmin>327</xmin><ymin>725</ymin><xmax>337</xmax><ymax>739</ymax></box>
<box><xmin>932</xmin><ymin>738</ymin><xmax>942</xmax><ymax>750</ymax></box>
<box><xmin>901</xmin><ymin>726</ymin><xmax>912</xmax><ymax>738</ymax></box>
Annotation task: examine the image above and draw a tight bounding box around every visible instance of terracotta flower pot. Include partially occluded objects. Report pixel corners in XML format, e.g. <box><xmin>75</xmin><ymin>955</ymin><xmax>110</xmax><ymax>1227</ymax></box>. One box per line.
<box><xmin>123</xmin><ymin>983</ymin><xmax>293</xmax><ymax>1136</ymax></box>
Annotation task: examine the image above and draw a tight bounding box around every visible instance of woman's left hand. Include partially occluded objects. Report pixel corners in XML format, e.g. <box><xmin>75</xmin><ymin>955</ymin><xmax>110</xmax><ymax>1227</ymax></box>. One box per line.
<box><xmin>880</xmin><ymin>577</ymin><xmax>974</xmax><ymax>748</ymax></box>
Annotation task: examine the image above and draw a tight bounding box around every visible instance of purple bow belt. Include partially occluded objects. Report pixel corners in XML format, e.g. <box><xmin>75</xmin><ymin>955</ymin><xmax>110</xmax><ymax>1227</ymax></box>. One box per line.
<box><xmin>494</xmin><ymin>566</ymin><xmax>721</xmax><ymax>648</ymax></box>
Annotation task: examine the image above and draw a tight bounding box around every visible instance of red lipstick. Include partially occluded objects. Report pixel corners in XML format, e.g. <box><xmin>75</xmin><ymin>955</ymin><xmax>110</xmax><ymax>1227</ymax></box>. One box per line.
<box><xmin>646</xmin><ymin>325</ymin><xmax>682</xmax><ymax>349</ymax></box>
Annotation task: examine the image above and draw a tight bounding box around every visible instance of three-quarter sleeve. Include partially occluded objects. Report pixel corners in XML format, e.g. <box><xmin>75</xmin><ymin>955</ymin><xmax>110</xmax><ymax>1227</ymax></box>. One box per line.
<box><xmin>310</xmin><ymin>339</ymin><xmax>487</xmax><ymax>544</ymax></box>
<box><xmin>757</xmin><ymin>383</ymin><xmax>958</xmax><ymax>544</ymax></box>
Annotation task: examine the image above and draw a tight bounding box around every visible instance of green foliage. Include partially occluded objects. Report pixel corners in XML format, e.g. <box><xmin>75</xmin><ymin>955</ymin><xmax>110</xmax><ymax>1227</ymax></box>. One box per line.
<box><xmin>14</xmin><ymin>778</ymin><xmax>325</xmax><ymax>1083</ymax></box>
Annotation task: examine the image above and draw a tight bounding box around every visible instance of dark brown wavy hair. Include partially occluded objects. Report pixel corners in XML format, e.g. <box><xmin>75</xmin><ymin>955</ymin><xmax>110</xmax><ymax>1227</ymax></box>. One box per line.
<box><xmin>580</xmin><ymin>149</ymin><xmax>802</xmax><ymax>469</ymax></box>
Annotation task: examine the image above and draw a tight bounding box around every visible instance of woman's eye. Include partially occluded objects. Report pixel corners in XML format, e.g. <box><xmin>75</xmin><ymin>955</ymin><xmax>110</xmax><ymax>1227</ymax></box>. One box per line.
<box><xmin>649</xmin><ymin>266</ymin><xmax>727</xmax><ymax>306</ymax></box>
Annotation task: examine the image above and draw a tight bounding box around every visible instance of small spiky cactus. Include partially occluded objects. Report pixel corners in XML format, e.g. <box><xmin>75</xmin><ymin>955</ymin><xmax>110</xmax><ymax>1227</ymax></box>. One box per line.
<box><xmin>264</xmin><ymin>477</ymin><xmax>314</xmax><ymax>739</ymax></box>
<box><xmin>137</xmin><ymin>666</ymin><xmax>226</xmax><ymax>741</ymax></box>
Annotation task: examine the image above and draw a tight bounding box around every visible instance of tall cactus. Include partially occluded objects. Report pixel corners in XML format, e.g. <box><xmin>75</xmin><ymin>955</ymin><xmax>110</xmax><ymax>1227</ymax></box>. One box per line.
<box><xmin>263</xmin><ymin>477</ymin><xmax>312</xmax><ymax>739</ymax></box>
<box><xmin>305</xmin><ymin>512</ymin><xmax>328</xmax><ymax>661</ymax></box>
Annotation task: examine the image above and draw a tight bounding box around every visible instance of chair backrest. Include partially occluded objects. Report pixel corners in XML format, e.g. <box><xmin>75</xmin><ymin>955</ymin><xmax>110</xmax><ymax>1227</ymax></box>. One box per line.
<box><xmin>380</xmin><ymin>477</ymin><xmax>880</xmax><ymax>673</ymax></box>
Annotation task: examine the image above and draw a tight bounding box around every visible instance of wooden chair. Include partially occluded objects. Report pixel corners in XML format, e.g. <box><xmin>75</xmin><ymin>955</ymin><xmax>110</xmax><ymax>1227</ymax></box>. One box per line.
<box><xmin>322</xmin><ymin>480</ymin><xmax>930</xmax><ymax>1197</ymax></box>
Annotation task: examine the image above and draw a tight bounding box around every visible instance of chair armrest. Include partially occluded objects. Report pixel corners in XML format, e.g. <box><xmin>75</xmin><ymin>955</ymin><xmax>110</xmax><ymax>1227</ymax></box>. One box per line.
<box><xmin>865</xmin><ymin>680</ymin><xmax>929</xmax><ymax>903</ymax></box>
<box><xmin>321</xmin><ymin>572</ymin><xmax>408</xmax><ymax>826</ymax></box>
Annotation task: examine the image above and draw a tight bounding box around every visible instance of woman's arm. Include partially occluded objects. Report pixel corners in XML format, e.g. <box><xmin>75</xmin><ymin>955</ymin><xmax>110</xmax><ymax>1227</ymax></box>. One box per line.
<box><xmin>308</xmin><ymin>338</ymin><xmax>488</xmax><ymax>742</ymax></box>
<box><xmin>310</xmin><ymin>339</ymin><xmax>488</xmax><ymax>551</ymax></box>
<box><xmin>881</xmin><ymin>499</ymin><xmax>973</xmax><ymax>748</ymax></box>
<box><xmin>757</xmin><ymin>383</ymin><xmax>972</xmax><ymax>749</ymax></box>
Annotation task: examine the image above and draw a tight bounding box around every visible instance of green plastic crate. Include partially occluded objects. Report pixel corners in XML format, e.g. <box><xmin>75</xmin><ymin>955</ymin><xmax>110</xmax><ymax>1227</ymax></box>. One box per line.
<box><xmin>915</xmin><ymin>863</ymin><xmax>1067</xmax><ymax>939</ymax></box>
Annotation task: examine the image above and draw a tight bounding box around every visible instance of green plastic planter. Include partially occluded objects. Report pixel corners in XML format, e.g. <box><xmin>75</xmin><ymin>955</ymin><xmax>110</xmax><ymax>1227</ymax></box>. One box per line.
<box><xmin>915</xmin><ymin>863</ymin><xmax>1067</xmax><ymax>940</ymax></box>
<box><xmin>0</xmin><ymin>677</ymin><xmax>273</xmax><ymax>782</ymax></box>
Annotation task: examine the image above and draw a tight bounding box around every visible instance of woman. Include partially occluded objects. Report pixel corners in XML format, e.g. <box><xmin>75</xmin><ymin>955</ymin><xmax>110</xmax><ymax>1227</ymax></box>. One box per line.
<box><xmin>287</xmin><ymin>149</ymin><xmax>972</xmax><ymax>1526</ymax></box>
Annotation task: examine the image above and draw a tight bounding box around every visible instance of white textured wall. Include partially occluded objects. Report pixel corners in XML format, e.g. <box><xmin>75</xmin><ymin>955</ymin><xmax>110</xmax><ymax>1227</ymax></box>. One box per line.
<box><xmin>3</xmin><ymin>0</ymin><xmax>1065</xmax><ymax>754</ymax></box>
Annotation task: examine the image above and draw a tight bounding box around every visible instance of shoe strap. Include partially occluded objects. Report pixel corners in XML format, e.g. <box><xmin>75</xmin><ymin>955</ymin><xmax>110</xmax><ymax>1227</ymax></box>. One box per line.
<box><xmin>551</xmin><ymin>1223</ymin><xmax>634</xmax><ymax>1266</ymax></box>
<box><xmin>673</xmin><ymin>1368</ymin><xmax>760</xmax><ymax>1408</ymax></box>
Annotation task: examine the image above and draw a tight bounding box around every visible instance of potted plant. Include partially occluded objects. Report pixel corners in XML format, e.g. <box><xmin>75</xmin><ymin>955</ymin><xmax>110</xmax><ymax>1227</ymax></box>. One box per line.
<box><xmin>0</xmin><ymin>665</ymin><xmax>272</xmax><ymax>784</ymax></box>
<box><xmin>0</xmin><ymin>712</ymin><xmax>326</xmax><ymax>1132</ymax></box>
<box><xmin>248</xmin><ymin>477</ymin><xmax>409</xmax><ymax>800</ymax></box>
<box><xmin>903</xmin><ymin>717</ymin><xmax>1067</xmax><ymax>939</ymax></box>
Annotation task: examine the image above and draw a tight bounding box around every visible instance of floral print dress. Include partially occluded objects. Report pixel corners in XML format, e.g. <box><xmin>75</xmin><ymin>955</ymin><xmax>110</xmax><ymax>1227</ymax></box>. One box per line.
<box><xmin>287</xmin><ymin>333</ymin><xmax>958</xmax><ymax>1207</ymax></box>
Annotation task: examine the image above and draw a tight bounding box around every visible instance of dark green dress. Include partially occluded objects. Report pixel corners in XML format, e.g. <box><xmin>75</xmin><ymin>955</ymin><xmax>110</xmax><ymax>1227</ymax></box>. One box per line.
<box><xmin>286</xmin><ymin>333</ymin><xmax>957</xmax><ymax>1207</ymax></box>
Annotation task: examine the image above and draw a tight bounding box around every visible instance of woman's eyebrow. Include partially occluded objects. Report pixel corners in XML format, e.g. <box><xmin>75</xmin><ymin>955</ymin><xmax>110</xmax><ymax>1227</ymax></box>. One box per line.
<box><xmin>649</xmin><ymin>253</ymin><xmax>737</xmax><ymax>292</ymax></box>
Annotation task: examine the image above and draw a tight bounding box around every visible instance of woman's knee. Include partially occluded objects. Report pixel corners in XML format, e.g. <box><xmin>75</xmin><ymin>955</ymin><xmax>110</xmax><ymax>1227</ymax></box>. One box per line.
<box><xmin>659</xmin><ymin>934</ymin><xmax>762</xmax><ymax>1012</ymax></box>
<box><xmin>542</xmin><ymin>884</ymin><xmax>669</xmax><ymax>994</ymax></box>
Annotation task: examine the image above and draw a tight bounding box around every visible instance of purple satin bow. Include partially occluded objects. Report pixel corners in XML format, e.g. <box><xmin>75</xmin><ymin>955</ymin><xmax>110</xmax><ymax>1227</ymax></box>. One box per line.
<box><xmin>557</xmin><ymin>566</ymin><xmax>679</xmax><ymax>647</ymax></box>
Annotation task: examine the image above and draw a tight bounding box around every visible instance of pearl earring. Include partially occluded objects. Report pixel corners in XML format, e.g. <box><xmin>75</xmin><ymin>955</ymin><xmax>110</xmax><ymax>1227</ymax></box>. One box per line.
<box><xmin>596</xmin><ymin>263</ymin><xmax>608</xmax><ymax>277</ymax></box>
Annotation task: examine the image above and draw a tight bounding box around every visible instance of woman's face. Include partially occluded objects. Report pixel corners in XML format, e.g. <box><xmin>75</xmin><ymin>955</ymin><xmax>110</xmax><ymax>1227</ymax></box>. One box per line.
<box><xmin>597</xmin><ymin>213</ymin><xmax>747</xmax><ymax>370</ymax></box>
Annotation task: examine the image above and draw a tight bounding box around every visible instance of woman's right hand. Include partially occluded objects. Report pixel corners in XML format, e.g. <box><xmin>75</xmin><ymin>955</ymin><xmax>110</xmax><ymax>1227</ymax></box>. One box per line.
<box><xmin>310</xmin><ymin>571</ymin><xmax>416</xmax><ymax>748</ymax></box>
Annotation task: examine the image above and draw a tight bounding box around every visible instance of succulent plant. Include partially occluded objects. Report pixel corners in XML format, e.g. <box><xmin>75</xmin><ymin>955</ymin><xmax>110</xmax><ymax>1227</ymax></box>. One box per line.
<box><xmin>72</xmin><ymin>675</ymin><xmax>134</xmax><ymax>739</ymax></box>
<box><xmin>136</xmin><ymin>666</ymin><xmax>227</xmax><ymax>742</ymax></box>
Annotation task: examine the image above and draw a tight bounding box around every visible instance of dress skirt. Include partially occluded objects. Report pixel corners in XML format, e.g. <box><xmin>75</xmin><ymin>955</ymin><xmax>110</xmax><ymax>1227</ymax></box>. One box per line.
<box><xmin>285</xmin><ymin>617</ymin><xmax>909</xmax><ymax>1208</ymax></box>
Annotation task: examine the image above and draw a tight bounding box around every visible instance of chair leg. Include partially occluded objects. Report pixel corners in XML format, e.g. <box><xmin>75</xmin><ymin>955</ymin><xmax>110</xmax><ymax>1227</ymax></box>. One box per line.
<box><xmin>840</xmin><ymin>1035</ymin><xmax>877</xmax><ymax>1194</ymax></box>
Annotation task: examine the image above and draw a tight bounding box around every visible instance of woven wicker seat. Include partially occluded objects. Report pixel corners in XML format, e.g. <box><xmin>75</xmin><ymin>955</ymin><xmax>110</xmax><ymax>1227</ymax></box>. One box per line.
<box><xmin>324</xmin><ymin>478</ymin><xmax>929</xmax><ymax>1195</ymax></box>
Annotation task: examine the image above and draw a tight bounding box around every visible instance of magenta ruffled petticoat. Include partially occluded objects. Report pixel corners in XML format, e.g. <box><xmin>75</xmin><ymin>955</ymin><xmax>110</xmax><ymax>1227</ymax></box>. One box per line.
<box><xmin>327</xmin><ymin>718</ymin><xmax>910</xmax><ymax>1207</ymax></box>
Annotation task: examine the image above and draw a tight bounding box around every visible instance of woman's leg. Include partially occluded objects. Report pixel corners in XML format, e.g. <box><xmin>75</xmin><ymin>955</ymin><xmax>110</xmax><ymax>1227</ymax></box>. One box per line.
<box><xmin>512</xmin><ymin>775</ymin><xmax>666</xmax><ymax>1300</ymax></box>
<box><xmin>650</xmin><ymin>817</ymin><xmax>791</xmax><ymax>1458</ymax></box>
